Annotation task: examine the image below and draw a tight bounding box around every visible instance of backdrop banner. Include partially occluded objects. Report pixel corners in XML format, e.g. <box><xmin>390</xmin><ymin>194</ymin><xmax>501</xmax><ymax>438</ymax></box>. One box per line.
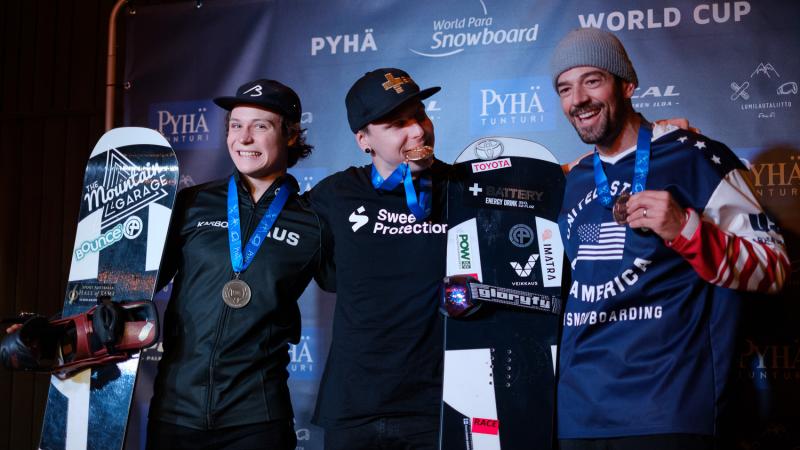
<box><xmin>123</xmin><ymin>1</ymin><xmax>800</xmax><ymax>449</ymax></box>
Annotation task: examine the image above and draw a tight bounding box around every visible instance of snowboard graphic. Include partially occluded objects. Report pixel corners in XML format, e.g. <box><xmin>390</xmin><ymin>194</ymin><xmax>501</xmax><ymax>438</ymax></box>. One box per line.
<box><xmin>39</xmin><ymin>127</ymin><xmax>178</xmax><ymax>450</ymax></box>
<box><xmin>440</xmin><ymin>137</ymin><xmax>565</xmax><ymax>450</ymax></box>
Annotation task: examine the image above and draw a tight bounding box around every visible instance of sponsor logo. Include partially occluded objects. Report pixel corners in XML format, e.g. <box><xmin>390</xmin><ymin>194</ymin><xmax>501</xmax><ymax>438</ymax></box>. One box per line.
<box><xmin>749</xmin><ymin>153</ymin><xmax>800</xmax><ymax>198</ymax></box>
<box><xmin>74</xmin><ymin>223</ymin><xmax>125</xmax><ymax>260</ymax></box>
<box><xmin>728</xmin><ymin>62</ymin><xmax>795</xmax><ymax>119</ymax></box>
<box><xmin>149</xmin><ymin>100</ymin><xmax>222</xmax><ymax>150</ymax></box>
<box><xmin>471</xmin><ymin>284</ymin><xmax>553</xmax><ymax>310</ymax></box>
<box><xmin>738</xmin><ymin>338</ymin><xmax>800</xmax><ymax>385</ymax></box>
<box><xmin>472</xmin><ymin>417</ymin><xmax>500</xmax><ymax>435</ymax></box>
<box><xmin>310</xmin><ymin>28</ymin><xmax>377</xmax><ymax>56</ymax></box>
<box><xmin>195</xmin><ymin>220</ymin><xmax>301</xmax><ymax>246</ymax></box>
<box><xmin>409</xmin><ymin>0</ymin><xmax>539</xmax><ymax>58</ymax></box>
<box><xmin>474</xmin><ymin>182</ymin><xmax>543</xmax><ymax>210</ymax></box>
<box><xmin>349</xmin><ymin>206</ymin><xmax>369</xmax><ymax>232</ymax></box>
<box><xmin>371</xmin><ymin>208</ymin><xmax>448</xmax><ymax>235</ymax></box>
<box><xmin>749</xmin><ymin>213</ymin><xmax>780</xmax><ymax>233</ymax></box>
<box><xmin>83</xmin><ymin>148</ymin><xmax>172</xmax><ymax>229</ymax></box>
<box><xmin>509</xmin><ymin>224</ymin><xmax>534</xmax><ymax>248</ymax></box>
<box><xmin>474</xmin><ymin>138</ymin><xmax>504</xmax><ymax>160</ymax></box>
<box><xmin>287</xmin><ymin>167</ymin><xmax>329</xmax><ymax>194</ymax></box>
<box><xmin>510</xmin><ymin>254</ymin><xmax>539</xmax><ymax>277</ymax></box>
<box><xmin>122</xmin><ymin>216</ymin><xmax>143</xmax><ymax>240</ymax></box>
<box><xmin>352</xmin><ymin>206</ymin><xmax>448</xmax><ymax>235</ymax></box>
<box><xmin>576</xmin><ymin>2</ymin><xmax>751</xmax><ymax>30</ymax></box>
<box><xmin>424</xmin><ymin>99</ymin><xmax>443</xmax><ymax>122</ymax></box>
<box><xmin>180</xmin><ymin>174</ymin><xmax>196</xmax><ymax>188</ymax></box>
<box><xmin>295</xmin><ymin>428</ymin><xmax>311</xmax><ymax>449</ymax></box>
<box><xmin>631</xmin><ymin>85</ymin><xmax>680</xmax><ymax>110</ymax></box>
<box><xmin>472</xmin><ymin>158</ymin><xmax>511</xmax><ymax>173</ymax></box>
<box><xmin>288</xmin><ymin>331</ymin><xmax>316</xmax><ymax>379</ymax></box>
<box><xmin>457</xmin><ymin>234</ymin><xmax>472</xmax><ymax>270</ymax></box>
<box><xmin>470</xmin><ymin>77</ymin><xmax>557</xmax><ymax>134</ymax></box>
<box><xmin>382</xmin><ymin>73</ymin><xmax>412</xmax><ymax>93</ymax></box>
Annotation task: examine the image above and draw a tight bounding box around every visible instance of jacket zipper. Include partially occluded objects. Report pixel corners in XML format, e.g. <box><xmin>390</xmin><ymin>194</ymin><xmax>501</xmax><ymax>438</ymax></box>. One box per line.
<box><xmin>205</xmin><ymin>184</ymin><xmax>261</xmax><ymax>429</ymax></box>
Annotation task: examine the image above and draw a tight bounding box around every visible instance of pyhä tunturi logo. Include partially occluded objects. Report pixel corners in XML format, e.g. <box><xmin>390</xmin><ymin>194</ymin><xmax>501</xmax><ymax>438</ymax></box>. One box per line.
<box><xmin>470</xmin><ymin>77</ymin><xmax>557</xmax><ymax>135</ymax></box>
<box><xmin>149</xmin><ymin>100</ymin><xmax>223</xmax><ymax>150</ymax></box>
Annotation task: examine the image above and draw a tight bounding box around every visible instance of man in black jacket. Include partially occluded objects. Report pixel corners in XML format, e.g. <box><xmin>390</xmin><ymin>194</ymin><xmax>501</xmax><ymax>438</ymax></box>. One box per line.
<box><xmin>147</xmin><ymin>79</ymin><xmax>333</xmax><ymax>450</ymax></box>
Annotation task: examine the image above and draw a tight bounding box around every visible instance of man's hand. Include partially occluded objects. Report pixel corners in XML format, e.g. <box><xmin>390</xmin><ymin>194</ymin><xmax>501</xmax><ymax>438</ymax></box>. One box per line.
<box><xmin>654</xmin><ymin>118</ymin><xmax>700</xmax><ymax>134</ymax></box>
<box><xmin>625</xmin><ymin>190</ymin><xmax>687</xmax><ymax>241</ymax></box>
<box><xmin>5</xmin><ymin>324</ymin><xmax>22</xmax><ymax>334</ymax></box>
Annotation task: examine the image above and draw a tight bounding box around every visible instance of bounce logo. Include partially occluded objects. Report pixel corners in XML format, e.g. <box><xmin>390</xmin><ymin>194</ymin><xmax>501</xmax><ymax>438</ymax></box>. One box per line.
<box><xmin>288</xmin><ymin>329</ymin><xmax>317</xmax><ymax>380</ymax></box>
<box><xmin>409</xmin><ymin>0</ymin><xmax>540</xmax><ymax>58</ymax></box>
<box><xmin>470</xmin><ymin>77</ymin><xmax>557</xmax><ymax>135</ymax></box>
<box><xmin>148</xmin><ymin>100</ymin><xmax>224</xmax><ymax>150</ymax></box>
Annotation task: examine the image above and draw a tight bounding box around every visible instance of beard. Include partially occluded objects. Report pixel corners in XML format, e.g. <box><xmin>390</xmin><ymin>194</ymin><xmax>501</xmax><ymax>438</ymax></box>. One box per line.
<box><xmin>568</xmin><ymin>89</ymin><xmax>627</xmax><ymax>147</ymax></box>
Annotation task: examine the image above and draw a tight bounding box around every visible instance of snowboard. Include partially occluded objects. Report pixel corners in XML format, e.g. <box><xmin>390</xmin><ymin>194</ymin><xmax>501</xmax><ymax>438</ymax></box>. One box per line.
<box><xmin>440</xmin><ymin>137</ymin><xmax>565</xmax><ymax>450</ymax></box>
<box><xmin>39</xmin><ymin>127</ymin><xmax>178</xmax><ymax>450</ymax></box>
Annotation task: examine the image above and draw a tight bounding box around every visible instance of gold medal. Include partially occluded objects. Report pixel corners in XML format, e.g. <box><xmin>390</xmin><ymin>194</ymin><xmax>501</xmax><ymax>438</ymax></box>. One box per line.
<box><xmin>222</xmin><ymin>279</ymin><xmax>251</xmax><ymax>309</ymax></box>
<box><xmin>403</xmin><ymin>145</ymin><xmax>434</xmax><ymax>162</ymax></box>
<box><xmin>612</xmin><ymin>192</ymin><xmax>630</xmax><ymax>225</ymax></box>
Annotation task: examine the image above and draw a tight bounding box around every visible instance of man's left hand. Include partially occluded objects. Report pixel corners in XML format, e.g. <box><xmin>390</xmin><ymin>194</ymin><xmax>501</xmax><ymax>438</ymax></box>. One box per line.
<box><xmin>625</xmin><ymin>190</ymin><xmax>687</xmax><ymax>241</ymax></box>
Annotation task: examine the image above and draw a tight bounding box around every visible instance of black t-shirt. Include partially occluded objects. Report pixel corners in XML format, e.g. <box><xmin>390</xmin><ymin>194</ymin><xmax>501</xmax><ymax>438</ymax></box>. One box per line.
<box><xmin>308</xmin><ymin>160</ymin><xmax>450</xmax><ymax>428</ymax></box>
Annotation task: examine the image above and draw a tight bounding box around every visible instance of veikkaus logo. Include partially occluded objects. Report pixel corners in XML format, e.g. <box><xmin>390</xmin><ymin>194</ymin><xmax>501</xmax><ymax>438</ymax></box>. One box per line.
<box><xmin>311</xmin><ymin>28</ymin><xmax>377</xmax><ymax>56</ymax></box>
<box><xmin>83</xmin><ymin>148</ymin><xmax>171</xmax><ymax>229</ymax></box>
<box><xmin>409</xmin><ymin>0</ymin><xmax>539</xmax><ymax>58</ymax></box>
<box><xmin>149</xmin><ymin>100</ymin><xmax>222</xmax><ymax>150</ymax></box>
<box><xmin>510</xmin><ymin>254</ymin><xmax>539</xmax><ymax>277</ymax></box>
<box><xmin>470</xmin><ymin>77</ymin><xmax>557</xmax><ymax>135</ymax></box>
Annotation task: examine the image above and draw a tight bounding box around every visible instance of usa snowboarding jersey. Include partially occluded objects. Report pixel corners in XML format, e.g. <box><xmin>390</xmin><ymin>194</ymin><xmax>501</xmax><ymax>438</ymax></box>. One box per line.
<box><xmin>557</xmin><ymin>127</ymin><xmax>788</xmax><ymax>438</ymax></box>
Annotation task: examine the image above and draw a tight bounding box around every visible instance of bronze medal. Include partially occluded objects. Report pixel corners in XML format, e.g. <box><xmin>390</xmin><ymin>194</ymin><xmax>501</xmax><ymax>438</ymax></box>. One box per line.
<box><xmin>222</xmin><ymin>279</ymin><xmax>251</xmax><ymax>309</ymax></box>
<box><xmin>403</xmin><ymin>145</ymin><xmax>434</xmax><ymax>162</ymax></box>
<box><xmin>612</xmin><ymin>192</ymin><xmax>630</xmax><ymax>225</ymax></box>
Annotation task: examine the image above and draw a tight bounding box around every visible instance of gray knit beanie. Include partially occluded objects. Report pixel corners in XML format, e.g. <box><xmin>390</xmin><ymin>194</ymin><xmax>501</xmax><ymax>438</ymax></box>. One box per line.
<box><xmin>550</xmin><ymin>28</ymin><xmax>638</xmax><ymax>89</ymax></box>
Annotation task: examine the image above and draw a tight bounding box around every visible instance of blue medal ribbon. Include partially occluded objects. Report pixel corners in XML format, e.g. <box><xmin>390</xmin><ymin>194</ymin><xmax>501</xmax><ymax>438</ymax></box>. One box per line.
<box><xmin>227</xmin><ymin>175</ymin><xmax>294</xmax><ymax>275</ymax></box>
<box><xmin>593</xmin><ymin>124</ymin><xmax>652</xmax><ymax>208</ymax></box>
<box><xmin>371</xmin><ymin>163</ymin><xmax>431</xmax><ymax>220</ymax></box>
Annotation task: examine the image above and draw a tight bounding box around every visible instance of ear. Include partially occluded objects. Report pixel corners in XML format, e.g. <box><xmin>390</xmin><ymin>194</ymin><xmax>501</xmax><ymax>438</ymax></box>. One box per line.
<box><xmin>355</xmin><ymin>128</ymin><xmax>370</xmax><ymax>151</ymax></box>
<box><xmin>621</xmin><ymin>81</ymin><xmax>636</xmax><ymax>100</ymax></box>
<box><xmin>287</xmin><ymin>129</ymin><xmax>299</xmax><ymax>147</ymax></box>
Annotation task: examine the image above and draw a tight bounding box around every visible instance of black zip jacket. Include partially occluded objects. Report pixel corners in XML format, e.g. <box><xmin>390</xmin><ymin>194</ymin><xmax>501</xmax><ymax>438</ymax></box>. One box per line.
<box><xmin>149</xmin><ymin>172</ymin><xmax>333</xmax><ymax>430</ymax></box>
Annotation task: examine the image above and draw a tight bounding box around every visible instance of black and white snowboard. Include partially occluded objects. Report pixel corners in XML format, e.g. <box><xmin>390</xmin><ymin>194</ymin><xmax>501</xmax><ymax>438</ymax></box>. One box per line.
<box><xmin>39</xmin><ymin>127</ymin><xmax>178</xmax><ymax>450</ymax></box>
<box><xmin>440</xmin><ymin>137</ymin><xmax>565</xmax><ymax>450</ymax></box>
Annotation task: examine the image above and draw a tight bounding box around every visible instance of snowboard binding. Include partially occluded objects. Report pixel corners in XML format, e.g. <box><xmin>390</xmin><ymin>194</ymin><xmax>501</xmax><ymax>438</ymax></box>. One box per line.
<box><xmin>1</xmin><ymin>298</ymin><xmax>158</xmax><ymax>378</ymax></box>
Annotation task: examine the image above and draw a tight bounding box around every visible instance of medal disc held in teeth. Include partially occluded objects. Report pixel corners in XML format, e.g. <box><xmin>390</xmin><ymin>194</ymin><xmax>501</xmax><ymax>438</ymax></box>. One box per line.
<box><xmin>222</xmin><ymin>279</ymin><xmax>251</xmax><ymax>308</ymax></box>
<box><xmin>403</xmin><ymin>145</ymin><xmax>434</xmax><ymax>162</ymax></box>
<box><xmin>612</xmin><ymin>192</ymin><xmax>630</xmax><ymax>225</ymax></box>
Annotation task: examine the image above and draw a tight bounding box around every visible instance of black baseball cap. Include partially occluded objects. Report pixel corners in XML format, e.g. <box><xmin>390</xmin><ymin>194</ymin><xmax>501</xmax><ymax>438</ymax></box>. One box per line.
<box><xmin>345</xmin><ymin>68</ymin><xmax>441</xmax><ymax>133</ymax></box>
<box><xmin>213</xmin><ymin>79</ymin><xmax>302</xmax><ymax>123</ymax></box>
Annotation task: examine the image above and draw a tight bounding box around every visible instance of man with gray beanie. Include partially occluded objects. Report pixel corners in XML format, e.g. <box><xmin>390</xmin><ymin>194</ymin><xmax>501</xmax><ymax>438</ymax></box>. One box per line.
<box><xmin>551</xmin><ymin>28</ymin><xmax>788</xmax><ymax>449</ymax></box>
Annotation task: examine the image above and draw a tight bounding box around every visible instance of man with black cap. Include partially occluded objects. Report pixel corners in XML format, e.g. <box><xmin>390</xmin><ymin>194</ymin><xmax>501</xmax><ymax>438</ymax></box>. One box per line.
<box><xmin>307</xmin><ymin>68</ymin><xmax>447</xmax><ymax>449</ymax></box>
<box><xmin>146</xmin><ymin>78</ymin><xmax>333</xmax><ymax>450</ymax></box>
<box><xmin>551</xmin><ymin>28</ymin><xmax>788</xmax><ymax>449</ymax></box>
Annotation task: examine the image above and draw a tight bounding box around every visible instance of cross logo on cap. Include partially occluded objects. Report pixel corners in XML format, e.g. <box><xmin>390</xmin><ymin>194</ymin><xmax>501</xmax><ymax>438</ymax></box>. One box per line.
<box><xmin>242</xmin><ymin>84</ymin><xmax>263</xmax><ymax>97</ymax></box>
<box><xmin>382</xmin><ymin>73</ymin><xmax>412</xmax><ymax>94</ymax></box>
